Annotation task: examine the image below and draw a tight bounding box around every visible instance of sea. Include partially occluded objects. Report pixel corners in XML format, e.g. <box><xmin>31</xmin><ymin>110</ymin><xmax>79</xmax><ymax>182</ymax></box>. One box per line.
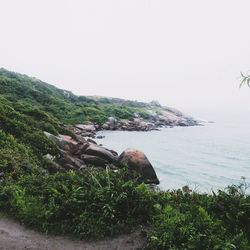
<box><xmin>96</xmin><ymin>112</ymin><xmax>250</xmax><ymax>193</ymax></box>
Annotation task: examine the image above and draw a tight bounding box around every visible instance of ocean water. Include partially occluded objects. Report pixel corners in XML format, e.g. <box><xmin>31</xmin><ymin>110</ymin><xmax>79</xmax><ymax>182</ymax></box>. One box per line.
<box><xmin>96</xmin><ymin>116</ymin><xmax>250</xmax><ymax>193</ymax></box>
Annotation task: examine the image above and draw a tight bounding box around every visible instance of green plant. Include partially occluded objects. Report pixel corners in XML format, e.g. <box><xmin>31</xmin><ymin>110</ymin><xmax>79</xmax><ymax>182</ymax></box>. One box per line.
<box><xmin>240</xmin><ymin>72</ymin><xmax>250</xmax><ymax>88</ymax></box>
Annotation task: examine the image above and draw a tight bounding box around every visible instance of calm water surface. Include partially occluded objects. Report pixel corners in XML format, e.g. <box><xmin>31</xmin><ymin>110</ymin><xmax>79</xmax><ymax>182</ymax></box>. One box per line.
<box><xmin>96</xmin><ymin>117</ymin><xmax>250</xmax><ymax>192</ymax></box>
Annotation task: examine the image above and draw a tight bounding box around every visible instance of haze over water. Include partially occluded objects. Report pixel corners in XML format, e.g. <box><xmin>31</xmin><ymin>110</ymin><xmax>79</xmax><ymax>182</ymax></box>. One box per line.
<box><xmin>97</xmin><ymin>112</ymin><xmax>250</xmax><ymax>193</ymax></box>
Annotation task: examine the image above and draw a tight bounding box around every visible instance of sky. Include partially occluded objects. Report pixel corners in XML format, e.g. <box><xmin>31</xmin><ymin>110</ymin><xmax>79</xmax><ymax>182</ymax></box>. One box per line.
<box><xmin>1</xmin><ymin>0</ymin><xmax>250</xmax><ymax>118</ymax></box>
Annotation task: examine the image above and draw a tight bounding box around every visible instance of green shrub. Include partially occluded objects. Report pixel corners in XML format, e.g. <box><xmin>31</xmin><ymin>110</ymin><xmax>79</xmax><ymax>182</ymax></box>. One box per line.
<box><xmin>0</xmin><ymin>169</ymin><xmax>157</xmax><ymax>238</ymax></box>
<box><xmin>0</xmin><ymin>68</ymin><xmax>250</xmax><ymax>248</ymax></box>
<box><xmin>146</xmin><ymin>185</ymin><xmax>250</xmax><ymax>249</ymax></box>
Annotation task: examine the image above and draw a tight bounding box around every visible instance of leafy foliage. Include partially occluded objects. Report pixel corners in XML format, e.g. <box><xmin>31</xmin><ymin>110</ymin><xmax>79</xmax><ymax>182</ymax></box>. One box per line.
<box><xmin>146</xmin><ymin>184</ymin><xmax>250</xmax><ymax>249</ymax></box>
<box><xmin>0</xmin><ymin>68</ymin><xmax>154</xmax><ymax>125</ymax></box>
<box><xmin>0</xmin><ymin>169</ymin><xmax>157</xmax><ymax>238</ymax></box>
<box><xmin>240</xmin><ymin>72</ymin><xmax>250</xmax><ymax>88</ymax></box>
<box><xmin>0</xmin><ymin>68</ymin><xmax>249</xmax><ymax>248</ymax></box>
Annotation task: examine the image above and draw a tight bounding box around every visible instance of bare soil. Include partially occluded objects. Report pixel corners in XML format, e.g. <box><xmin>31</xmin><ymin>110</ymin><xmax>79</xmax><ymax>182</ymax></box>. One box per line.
<box><xmin>0</xmin><ymin>217</ymin><xmax>145</xmax><ymax>250</ymax></box>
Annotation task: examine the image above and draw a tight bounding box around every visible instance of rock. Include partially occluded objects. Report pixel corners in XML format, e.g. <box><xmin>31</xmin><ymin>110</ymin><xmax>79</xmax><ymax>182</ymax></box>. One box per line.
<box><xmin>102</xmin><ymin>117</ymin><xmax>118</xmax><ymax>130</ymax></box>
<box><xmin>81</xmin><ymin>132</ymin><xmax>96</xmax><ymax>138</ymax></box>
<box><xmin>87</xmin><ymin>138</ymin><xmax>97</xmax><ymax>144</ymax></box>
<box><xmin>80</xmin><ymin>154</ymin><xmax>109</xmax><ymax>167</ymax></box>
<box><xmin>108</xmin><ymin>117</ymin><xmax>117</xmax><ymax>126</ymax></box>
<box><xmin>44</xmin><ymin>132</ymin><xmax>78</xmax><ymax>153</ymax></box>
<box><xmin>74</xmin><ymin>142</ymin><xmax>90</xmax><ymax>156</ymax></box>
<box><xmin>106</xmin><ymin>149</ymin><xmax>119</xmax><ymax>157</ymax></box>
<box><xmin>57</xmin><ymin>151</ymin><xmax>86</xmax><ymax>169</ymax></box>
<box><xmin>178</xmin><ymin>120</ymin><xmax>189</xmax><ymax>126</ymax></box>
<box><xmin>84</xmin><ymin>144</ymin><xmax>118</xmax><ymax>164</ymax></box>
<box><xmin>102</xmin><ymin>123</ymin><xmax>110</xmax><ymax>130</ymax></box>
<box><xmin>74</xmin><ymin>134</ymin><xmax>88</xmax><ymax>143</ymax></box>
<box><xmin>75</xmin><ymin>124</ymin><xmax>96</xmax><ymax>132</ymax></box>
<box><xmin>133</xmin><ymin>113</ymin><xmax>140</xmax><ymax>118</ymax></box>
<box><xmin>118</xmin><ymin>148</ymin><xmax>159</xmax><ymax>184</ymax></box>
<box><xmin>96</xmin><ymin>135</ymin><xmax>105</xmax><ymax>139</ymax></box>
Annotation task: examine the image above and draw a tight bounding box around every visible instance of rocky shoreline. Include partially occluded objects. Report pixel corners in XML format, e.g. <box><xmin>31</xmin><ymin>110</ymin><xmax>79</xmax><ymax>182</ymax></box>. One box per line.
<box><xmin>64</xmin><ymin>107</ymin><xmax>200</xmax><ymax>138</ymax></box>
<box><xmin>42</xmin><ymin>109</ymin><xmax>200</xmax><ymax>186</ymax></box>
<box><xmin>44</xmin><ymin>129</ymin><xmax>160</xmax><ymax>185</ymax></box>
<box><xmin>0</xmin><ymin>107</ymin><xmax>200</xmax><ymax>186</ymax></box>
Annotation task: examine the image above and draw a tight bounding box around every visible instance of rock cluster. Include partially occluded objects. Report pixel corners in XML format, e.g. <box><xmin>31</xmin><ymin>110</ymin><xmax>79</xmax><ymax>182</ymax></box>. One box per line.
<box><xmin>44</xmin><ymin>130</ymin><xmax>160</xmax><ymax>185</ymax></box>
<box><xmin>42</xmin><ymin>107</ymin><xmax>199</xmax><ymax>185</ymax></box>
<box><xmin>100</xmin><ymin>109</ymin><xmax>199</xmax><ymax>132</ymax></box>
<box><xmin>101</xmin><ymin>117</ymin><xmax>158</xmax><ymax>131</ymax></box>
<box><xmin>61</xmin><ymin>107</ymin><xmax>199</xmax><ymax>139</ymax></box>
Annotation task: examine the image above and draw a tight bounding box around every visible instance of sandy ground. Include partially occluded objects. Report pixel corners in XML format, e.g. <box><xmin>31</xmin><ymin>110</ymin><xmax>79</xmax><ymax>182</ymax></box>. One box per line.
<box><xmin>0</xmin><ymin>217</ymin><xmax>145</xmax><ymax>250</ymax></box>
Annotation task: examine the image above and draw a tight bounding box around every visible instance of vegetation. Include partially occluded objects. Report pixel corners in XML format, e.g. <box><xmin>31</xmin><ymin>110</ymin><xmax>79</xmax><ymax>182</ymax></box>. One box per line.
<box><xmin>0</xmin><ymin>68</ymin><xmax>250</xmax><ymax>249</ymax></box>
<box><xmin>240</xmin><ymin>72</ymin><xmax>250</xmax><ymax>88</ymax></box>
<box><xmin>0</xmin><ymin>68</ymin><xmax>157</xmax><ymax>125</ymax></box>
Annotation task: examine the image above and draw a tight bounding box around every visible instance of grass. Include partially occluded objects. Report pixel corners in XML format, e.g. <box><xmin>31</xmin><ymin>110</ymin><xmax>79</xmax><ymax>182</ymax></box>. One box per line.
<box><xmin>0</xmin><ymin>169</ymin><xmax>250</xmax><ymax>249</ymax></box>
<box><xmin>0</xmin><ymin>68</ymin><xmax>250</xmax><ymax>249</ymax></box>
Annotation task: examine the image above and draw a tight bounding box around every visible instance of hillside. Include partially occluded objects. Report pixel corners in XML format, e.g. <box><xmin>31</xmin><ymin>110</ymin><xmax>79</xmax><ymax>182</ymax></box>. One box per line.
<box><xmin>0</xmin><ymin>68</ymin><xmax>197</xmax><ymax>126</ymax></box>
<box><xmin>0</xmin><ymin>68</ymin><xmax>197</xmax><ymax>176</ymax></box>
<box><xmin>0</xmin><ymin>69</ymin><xmax>249</xmax><ymax>249</ymax></box>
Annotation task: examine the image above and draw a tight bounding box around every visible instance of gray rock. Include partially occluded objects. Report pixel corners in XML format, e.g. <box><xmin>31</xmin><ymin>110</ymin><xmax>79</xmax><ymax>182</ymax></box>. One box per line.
<box><xmin>84</xmin><ymin>144</ymin><xmax>118</xmax><ymax>164</ymax></box>
<box><xmin>87</xmin><ymin>138</ymin><xmax>97</xmax><ymax>144</ymax></box>
<box><xmin>108</xmin><ymin>116</ymin><xmax>117</xmax><ymax>125</ymax></box>
<box><xmin>96</xmin><ymin>135</ymin><xmax>105</xmax><ymax>139</ymax></box>
<box><xmin>118</xmin><ymin>148</ymin><xmax>159</xmax><ymax>184</ymax></box>
<box><xmin>57</xmin><ymin>151</ymin><xmax>86</xmax><ymax>169</ymax></box>
<box><xmin>44</xmin><ymin>132</ymin><xmax>78</xmax><ymax>153</ymax></box>
<box><xmin>80</xmin><ymin>154</ymin><xmax>109</xmax><ymax>167</ymax></box>
<box><xmin>75</xmin><ymin>124</ymin><xmax>96</xmax><ymax>132</ymax></box>
<box><xmin>68</xmin><ymin>155</ymin><xmax>85</xmax><ymax>169</ymax></box>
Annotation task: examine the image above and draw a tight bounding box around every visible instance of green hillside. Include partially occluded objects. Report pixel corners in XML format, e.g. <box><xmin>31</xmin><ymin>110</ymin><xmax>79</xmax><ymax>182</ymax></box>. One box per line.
<box><xmin>0</xmin><ymin>68</ymin><xmax>156</xmax><ymax>125</ymax></box>
<box><xmin>0</xmin><ymin>69</ymin><xmax>249</xmax><ymax>249</ymax></box>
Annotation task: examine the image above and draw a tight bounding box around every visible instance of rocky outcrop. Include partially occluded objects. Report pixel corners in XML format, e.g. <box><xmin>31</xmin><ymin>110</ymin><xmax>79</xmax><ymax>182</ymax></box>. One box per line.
<box><xmin>75</xmin><ymin>124</ymin><xmax>96</xmax><ymax>132</ymax></box>
<box><xmin>60</xmin><ymin>103</ymin><xmax>199</xmax><ymax>137</ymax></box>
<box><xmin>80</xmin><ymin>154</ymin><xmax>109</xmax><ymax>167</ymax></box>
<box><xmin>118</xmin><ymin>148</ymin><xmax>160</xmax><ymax>185</ymax></box>
<box><xmin>42</xmin><ymin>101</ymin><xmax>199</xmax><ymax>185</ymax></box>
<box><xmin>44</xmin><ymin>132</ymin><xmax>119</xmax><ymax>169</ymax></box>
<box><xmin>100</xmin><ymin>109</ymin><xmax>199</xmax><ymax>132</ymax></box>
<box><xmin>44</xmin><ymin>131</ymin><xmax>160</xmax><ymax>185</ymax></box>
<box><xmin>101</xmin><ymin>117</ymin><xmax>158</xmax><ymax>131</ymax></box>
<box><xmin>44</xmin><ymin>132</ymin><xmax>78</xmax><ymax>154</ymax></box>
<box><xmin>84</xmin><ymin>144</ymin><xmax>118</xmax><ymax>164</ymax></box>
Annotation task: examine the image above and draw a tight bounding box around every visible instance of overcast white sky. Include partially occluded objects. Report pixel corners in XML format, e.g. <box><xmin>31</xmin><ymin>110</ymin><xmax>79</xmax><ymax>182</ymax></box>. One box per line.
<box><xmin>1</xmin><ymin>0</ymin><xmax>250</xmax><ymax>118</ymax></box>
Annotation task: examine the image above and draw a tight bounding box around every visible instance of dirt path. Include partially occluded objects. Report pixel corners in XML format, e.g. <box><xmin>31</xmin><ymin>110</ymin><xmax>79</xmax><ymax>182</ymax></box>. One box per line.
<box><xmin>0</xmin><ymin>217</ymin><xmax>145</xmax><ymax>250</ymax></box>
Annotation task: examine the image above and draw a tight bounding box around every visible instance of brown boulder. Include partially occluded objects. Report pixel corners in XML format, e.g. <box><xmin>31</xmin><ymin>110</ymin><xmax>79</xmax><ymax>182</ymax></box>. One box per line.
<box><xmin>118</xmin><ymin>148</ymin><xmax>159</xmax><ymax>184</ymax></box>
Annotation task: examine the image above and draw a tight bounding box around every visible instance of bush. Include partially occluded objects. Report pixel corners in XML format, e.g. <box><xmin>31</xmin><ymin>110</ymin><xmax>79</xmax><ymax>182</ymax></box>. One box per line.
<box><xmin>0</xmin><ymin>169</ymin><xmax>157</xmax><ymax>239</ymax></box>
<box><xmin>146</xmin><ymin>185</ymin><xmax>250</xmax><ymax>249</ymax></box>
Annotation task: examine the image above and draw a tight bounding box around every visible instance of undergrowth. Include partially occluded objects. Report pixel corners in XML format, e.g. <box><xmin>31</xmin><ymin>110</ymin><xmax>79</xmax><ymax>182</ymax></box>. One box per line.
<box><xmin>0</xmin><ymin>68</ymin><xmax>250</xmax><ymax>249</ymax></box>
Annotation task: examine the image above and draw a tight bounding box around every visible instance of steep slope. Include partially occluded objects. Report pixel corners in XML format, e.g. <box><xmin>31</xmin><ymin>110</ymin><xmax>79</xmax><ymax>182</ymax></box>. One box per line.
<box><xmin>0</xmin><ymin>68</ymin><xmax>197</xmax><ymax>126</ymax></box>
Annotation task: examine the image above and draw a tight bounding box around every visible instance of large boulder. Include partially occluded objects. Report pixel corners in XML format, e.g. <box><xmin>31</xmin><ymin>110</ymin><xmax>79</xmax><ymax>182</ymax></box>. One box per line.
<box><xmin>84</xmin><ymin>144</ymin><xmax>118</xmax><ymax>164</ymax></box>
<box><xmin>108</xmin><ymin>117</ymin><xmax>117</xmax><ymax>129</ymax></box>
<box><xmin>44</xmin><ymin>132</ymin><xmax>78</xmax><ymax>153</ymax></box>
<box><xmin>80</xmin><ymin>154</ymin><xmax>109</xmax><ymax>167</ymax></box>
<box><xmin>56</xmin><ymin>151</ymin><xmax>86</xmax><ymax>170</ymax></box>
<box><xmin>75</xmin><ymin>124</ymin><xmax>96</xmax><ymax>132</ymax></box>
<box><xmin>118</xmin><ymin>148</ymin><xmax>159</xmax><ymax>184</ymax></box>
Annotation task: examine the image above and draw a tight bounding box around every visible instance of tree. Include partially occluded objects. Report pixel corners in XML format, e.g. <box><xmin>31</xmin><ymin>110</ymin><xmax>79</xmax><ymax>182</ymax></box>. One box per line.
<box><xmin>240</xmin><ymin>72</ymin><xmax>250</xmax><ymax>88</ymax></box>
